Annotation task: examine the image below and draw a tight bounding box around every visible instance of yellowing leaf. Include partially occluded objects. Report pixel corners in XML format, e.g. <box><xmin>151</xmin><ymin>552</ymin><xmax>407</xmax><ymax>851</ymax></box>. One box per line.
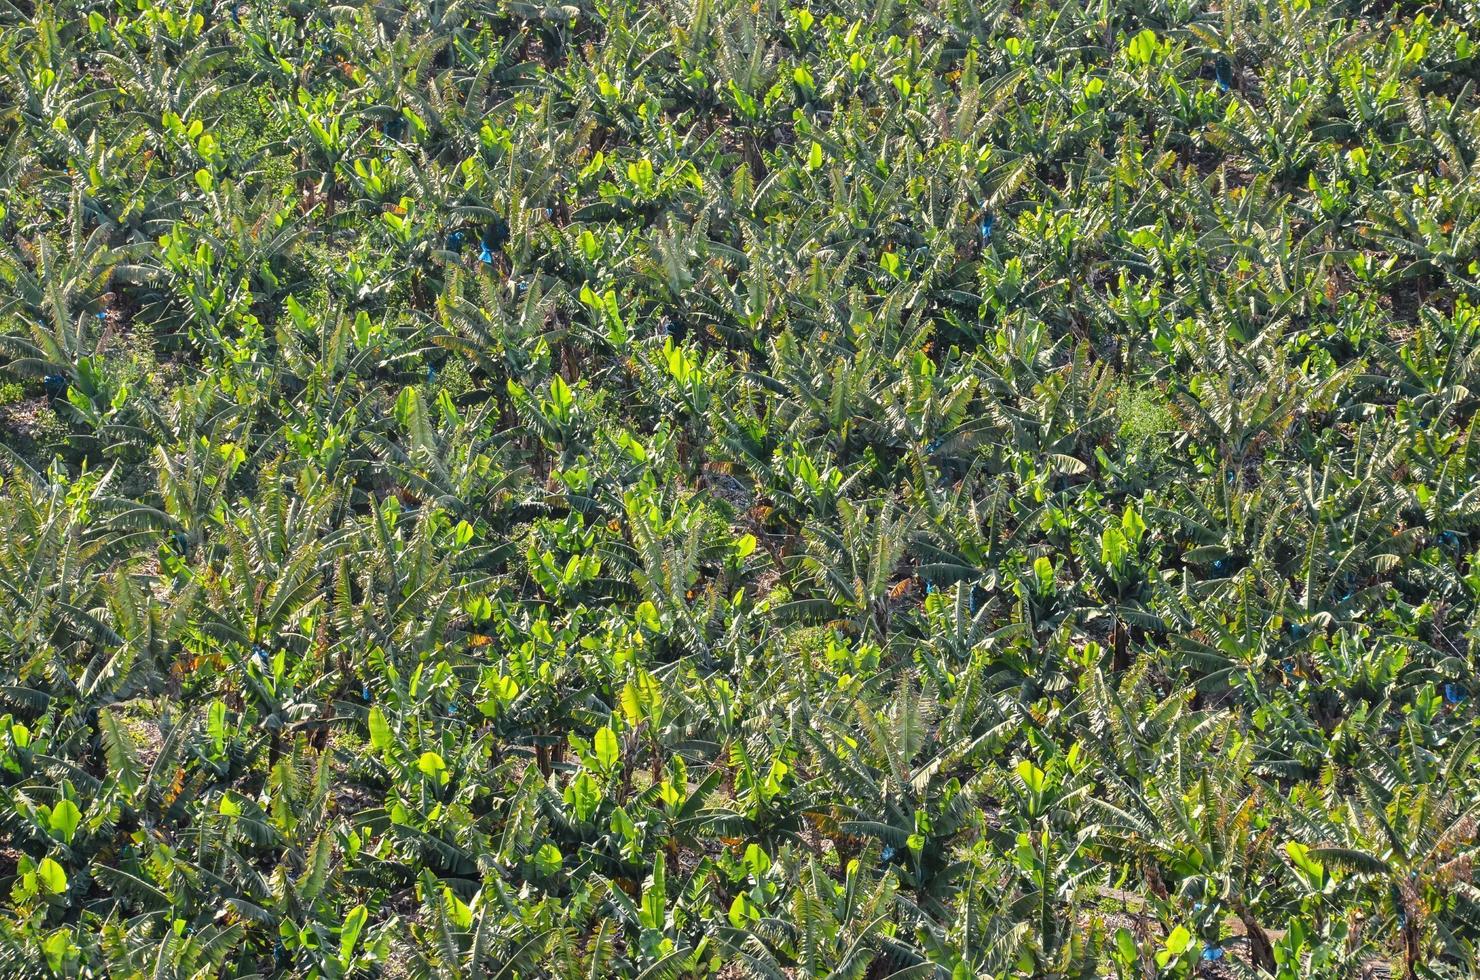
<box><xmin>37</xmin><ymin>857</ymin><xmax>67</xmax><ymax>896</ymax></box>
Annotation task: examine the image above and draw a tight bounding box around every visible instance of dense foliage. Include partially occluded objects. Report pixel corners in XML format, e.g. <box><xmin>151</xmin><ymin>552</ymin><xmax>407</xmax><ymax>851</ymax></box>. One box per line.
<box><xmin>1</xmin><ymin>0</ymin><xmax>1479</xmax><ymax>975</ymax></box>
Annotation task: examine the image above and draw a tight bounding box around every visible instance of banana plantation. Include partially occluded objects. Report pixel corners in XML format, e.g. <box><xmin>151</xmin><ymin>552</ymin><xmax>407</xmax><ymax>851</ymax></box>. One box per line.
<box><xmin>1</xmin><ymin>0</ymin><xmax>1479</xmax><ymax>975</ymax></box>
